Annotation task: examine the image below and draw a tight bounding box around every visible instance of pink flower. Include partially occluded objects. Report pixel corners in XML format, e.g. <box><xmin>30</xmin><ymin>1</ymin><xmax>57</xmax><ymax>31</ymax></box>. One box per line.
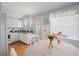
<box><xmin>57</xmin><ymin>40</ymin><xmax>61</xmax><ymax>44</ymax></box>
<box><xmin>54</xmin><ymin>36</ymin><xmax>58</xmax><ymax>39</ymax></box>
<box><xmin>57</xmin><ymin>32</ymin><xmax>62</xmax><ymax>35</ymax></box>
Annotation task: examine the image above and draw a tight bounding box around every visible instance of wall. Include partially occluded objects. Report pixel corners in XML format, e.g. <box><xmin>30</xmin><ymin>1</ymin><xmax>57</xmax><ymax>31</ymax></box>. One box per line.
<box><xmin>0</xmin><ymin>3</ymin><xmax>8</xmax><ymax>55</ymax></box>
<box><xmin>49</xmin><ymin>4</ymin><xmax>79</xmax><ymax>40</ymax></box>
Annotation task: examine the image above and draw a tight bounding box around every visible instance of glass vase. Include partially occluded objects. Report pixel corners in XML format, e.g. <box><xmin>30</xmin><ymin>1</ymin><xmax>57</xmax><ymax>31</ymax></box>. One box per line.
<box><xmin>48</xmin><ymin>40</ymin><xmax>53</xmax><ymax>48</ymax></box>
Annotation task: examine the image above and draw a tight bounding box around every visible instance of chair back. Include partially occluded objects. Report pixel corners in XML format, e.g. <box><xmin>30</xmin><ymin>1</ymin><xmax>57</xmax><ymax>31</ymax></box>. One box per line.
<box><xmin>10</xmin><ymin>48</ymin><xmax>18</xmax><ymax>56</ymax></box>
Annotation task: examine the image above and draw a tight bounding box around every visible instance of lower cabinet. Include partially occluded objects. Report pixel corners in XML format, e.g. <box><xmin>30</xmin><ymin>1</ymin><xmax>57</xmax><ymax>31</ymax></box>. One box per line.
<box><xmin>8</xmin><ymin>33</ymin><xmax>27</xmax><ymax>44</ymax></box>
<box><xmin>8</xmin><ymin>33</ymin><xmax>39</xmax><ymax>44</ymax></box>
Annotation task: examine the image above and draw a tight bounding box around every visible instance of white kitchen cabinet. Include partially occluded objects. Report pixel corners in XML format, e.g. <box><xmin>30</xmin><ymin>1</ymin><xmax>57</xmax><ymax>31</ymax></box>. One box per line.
<box><xmin>7</xmin><ymin>18</ymin><xmax>23</xmax><ymax>27</ymax></box>
<box><xmin>12</xmin><ymin>19</ymin><xmax>23</xmax><ymax>27</ymax></box>
<box><xmin>19</xmin><ymin>33</ymin><xmax>27</xmax><ymax>43</ymax></box>
<box><xmin>8</xmin><ymin>33</ymin><xmax>19</xmax><ymax>43</ymax></box>
<box><xmin>8</xmin><ymin>33</ymin><xmax>27</xmax><ymax>44</ymax></box>
<box><xmin>16</xmin><ymin>20</ymin><xmax>23</xmax><ymax>27</ymax></box>
<box><xmin>7</xmin><ymin>18</ymin><xmax>12</xmax><ymax>27</ymax></box>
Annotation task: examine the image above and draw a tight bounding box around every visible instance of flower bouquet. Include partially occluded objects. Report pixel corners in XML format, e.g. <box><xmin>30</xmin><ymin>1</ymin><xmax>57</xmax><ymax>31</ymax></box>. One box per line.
<box><xmin>48</xmin><ymin>32</ymin><xmax>62</xmax><ymax>48</ymax></box>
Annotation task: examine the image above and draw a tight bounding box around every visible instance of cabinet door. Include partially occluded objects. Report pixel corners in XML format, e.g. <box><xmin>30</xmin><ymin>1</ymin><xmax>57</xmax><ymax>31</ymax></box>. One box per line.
<box><xmin>7</xmin><ymin>18</ymin><xmax>12</xmax><ymax>27</ymax></box>
<box><xmin>41</xmin><ymin>25</ymin><xmax>49</xmax><ymax>40</ymax></box>
<box><xmin>10</xmin><ymin>33</ymin><xmax>19</xmax><ymax>41</ymax></box>
<box><xmin>11</xmin><ymin>19</ymin><xmax>17</xmax><ymax>27</ymax></box>
<box><xmin>19</xmin><ymin>33</ymin><xmax>27</xmax><ymax>42</ymax></box>
<box><xmin>11</xmin><ymin>19</ymin><xmax>23</xmax><ymax>27</ymax></box>
<box><xmin>17</xmin><ymin>20</ymin><xmax>23</xmax><ymax>27</ymax></box>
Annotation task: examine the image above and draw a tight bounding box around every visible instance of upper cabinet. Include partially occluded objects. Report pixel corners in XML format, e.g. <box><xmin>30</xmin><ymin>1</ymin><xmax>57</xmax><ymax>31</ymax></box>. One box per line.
<box><xmin>7</xmin><ymin>18</ymin><xmax>23</xmax><ymax>27</ymax></box>
<box><xmin>7</xmin><ymin>18</ymin><xmax>12</xmax><ymax>27</ymax></box>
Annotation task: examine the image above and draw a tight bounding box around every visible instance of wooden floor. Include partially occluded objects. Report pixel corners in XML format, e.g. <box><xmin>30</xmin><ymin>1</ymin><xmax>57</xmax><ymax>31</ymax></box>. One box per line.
<box><xmin>8</xmin><ymin>41</ymin><xmax>30</xmax><ymax>56</ymax></box>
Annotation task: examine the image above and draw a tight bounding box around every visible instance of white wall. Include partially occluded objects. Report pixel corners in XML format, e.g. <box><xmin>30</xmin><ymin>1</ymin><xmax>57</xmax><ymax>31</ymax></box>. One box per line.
<box><xmin>49</xmin><ymin>4</ymin><xmax>79</xmax><ymax>41</ymax></box>
<box><xmin>50</xmin><ymin>14</ymin><xmax>79</xmax><ymax>40</ymax></box>
<box><xmin>0</xmin><ymin>7</ymin><xmax>8</xmax><ymax>56</ymax></box>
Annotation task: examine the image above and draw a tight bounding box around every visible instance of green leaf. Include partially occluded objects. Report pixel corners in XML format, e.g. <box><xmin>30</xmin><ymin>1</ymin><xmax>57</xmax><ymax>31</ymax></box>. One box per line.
<box><xmin>48</xmin><ymin>35</ymin><xmax>54</xmax><ymax>41</ymax></box>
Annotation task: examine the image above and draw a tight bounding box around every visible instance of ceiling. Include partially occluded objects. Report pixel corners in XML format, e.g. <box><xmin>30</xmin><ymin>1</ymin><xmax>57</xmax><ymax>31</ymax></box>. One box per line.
<box><xmin>2</xmin><ymin>2</ymin><xmax>78</xmax><ymax>19</ymax></box>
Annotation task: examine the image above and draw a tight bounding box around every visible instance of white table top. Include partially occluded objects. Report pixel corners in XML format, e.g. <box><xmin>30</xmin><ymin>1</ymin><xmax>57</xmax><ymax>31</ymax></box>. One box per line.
<box><xmin>25</xmin><ymin>39</ymin><xmax>79</xmax><ymax>56</ymax></box>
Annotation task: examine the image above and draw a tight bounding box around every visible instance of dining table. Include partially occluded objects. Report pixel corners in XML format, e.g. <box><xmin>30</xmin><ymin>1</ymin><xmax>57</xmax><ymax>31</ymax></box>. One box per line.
<box><xmin>25</xmin><ymin>39</ymin><xmax>79</xmax><ymax>56</ymax></box>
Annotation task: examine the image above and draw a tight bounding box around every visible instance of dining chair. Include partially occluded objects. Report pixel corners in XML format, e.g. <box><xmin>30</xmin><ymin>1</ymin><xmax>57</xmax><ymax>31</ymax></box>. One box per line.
<box><xmin>9</xmin><ymin>48</ymin><xmax>18</xmax><ymax>56</ymax></box>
